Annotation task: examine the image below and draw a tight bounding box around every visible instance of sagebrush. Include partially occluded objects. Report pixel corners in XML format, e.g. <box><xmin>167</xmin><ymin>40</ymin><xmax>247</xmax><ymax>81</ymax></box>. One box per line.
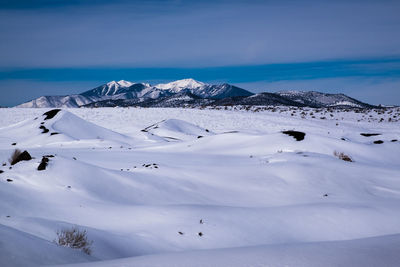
<box><xmin>334</xmin><ymin>151</ymin><xmax>353</xmax><ymax>162</ymax></box>
<box><xmin>8</xmin><ymin>149</ymin><xmax>22</xmax><ymax>165</ymax></box>
<box><xmin>55</xmin><ymin>227</ymin><xmax>93</xmax><ymax>255</ymax></box>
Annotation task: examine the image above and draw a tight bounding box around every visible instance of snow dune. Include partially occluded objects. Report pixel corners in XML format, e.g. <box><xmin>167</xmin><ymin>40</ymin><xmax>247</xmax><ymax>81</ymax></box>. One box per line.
<box><xmin>141</xmin><ymin>118</ymin><xmax>214</xmax><ymax>141</ymax></box>
<box><xmin>0</xmin><ymin>109</ymin><xmax>134</xmax><ymax>147</ymax></box>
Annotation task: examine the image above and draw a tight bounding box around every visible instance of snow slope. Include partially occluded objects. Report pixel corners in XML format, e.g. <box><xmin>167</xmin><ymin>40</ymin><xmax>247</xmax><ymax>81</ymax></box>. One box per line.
<box><xmin>0</xmin><ymin>109</ymin><xmax>134</xmax><ymax>147</ymax></box>
<box><xmin>141</xmin><ymin>119</ymin><xmax>214</xmax><ymax>141</ymax></box>
<box><xmin>0</xmin><ymin>224</ymin><xmax>94</xmax><ymax>267</ymax></box>
<box><xmin>0</xmin><ymin>107</ymin><xmax>399</xmax><ymax>266</ymax></box>
<box><xmin>55</xmin><ymin>234</ymin><xmax>400</xmax><ymax>267</ymax></box>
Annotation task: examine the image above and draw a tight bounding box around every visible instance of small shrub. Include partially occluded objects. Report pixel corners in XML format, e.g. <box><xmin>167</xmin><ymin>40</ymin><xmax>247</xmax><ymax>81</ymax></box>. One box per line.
<box><xmin>9</xmin><ymin>149</ymin><xmax>22</xmax><ymax>165</ymax></box>
<box><xmin>334</xmin><ymin>151</ymin><xmax>353</xmax><ymax>162</ymax></box>
<box><xmin>55</xmin><ymin>227</ymin><xmax>93</xmax><ymax>255</ymax></box>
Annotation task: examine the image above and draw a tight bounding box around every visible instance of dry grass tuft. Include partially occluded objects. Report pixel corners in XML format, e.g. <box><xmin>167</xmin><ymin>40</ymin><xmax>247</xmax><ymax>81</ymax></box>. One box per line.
<box><xmin>55</xmin><ymin>227</ymin><xmax>93</xmax><ymax>255</ymax></box>
<box><xmin>334</xmin><ymin>151</ymin><xmax>353</xmax><ymax>162</ymax></box>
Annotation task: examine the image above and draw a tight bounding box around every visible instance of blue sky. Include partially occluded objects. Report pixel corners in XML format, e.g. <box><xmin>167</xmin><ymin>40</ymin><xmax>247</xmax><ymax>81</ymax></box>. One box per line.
<box><xmin>1</xmin><ymin>0</ymin><xmax>399</xmax><ymax>106</ymax></box>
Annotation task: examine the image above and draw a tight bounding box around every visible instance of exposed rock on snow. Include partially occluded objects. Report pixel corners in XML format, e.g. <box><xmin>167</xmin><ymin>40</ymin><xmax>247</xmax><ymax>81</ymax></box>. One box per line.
<box><xmin>10</xmin><ymin>150</ymin><xmax>32</xmax><ymax>165</ymax></box>
<box><xmin>282</xmin><ymin>130</ymin><xmax>306</xmax><ymax>141</ymax></box>
<box><xmin>360</xmin><ymin>133</ymin><xmax>381</xmax><ymax>137</ymax></box>
<box><xmin>43</xmin><ymin>109</ymin><xmax>62</xmax><ymax>120</ymax></box>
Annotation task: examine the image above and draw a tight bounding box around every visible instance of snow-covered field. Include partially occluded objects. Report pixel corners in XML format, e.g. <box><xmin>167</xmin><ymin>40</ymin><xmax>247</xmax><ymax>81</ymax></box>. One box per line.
<box><xmin>0</xmin><ymin>107</ymin><xmax>400</xmax><ymax>266</ymax></box>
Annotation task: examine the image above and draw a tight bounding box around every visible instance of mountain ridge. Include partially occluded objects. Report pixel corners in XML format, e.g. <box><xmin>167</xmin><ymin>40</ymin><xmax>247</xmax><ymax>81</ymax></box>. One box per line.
<box><xmin>16</xmin><ymin>79</ymin><xmax>375</xmax><ymax>109</ymax></box>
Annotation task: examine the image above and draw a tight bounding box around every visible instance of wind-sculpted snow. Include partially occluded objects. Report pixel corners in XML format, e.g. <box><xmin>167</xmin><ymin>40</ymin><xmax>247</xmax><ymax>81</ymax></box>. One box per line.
<box><xmin>0</xmin><ymin>107</ymin><xmax>399</xmax><ymax>266</ymax></box>
<box><xmin>0</xmin><ymin>109</ymin><xmax>134</xmax><ymax>147</ymax></box>
<box><xmin>141</xmin><ymin>119</ymin><xmax>214</xmax><ymax>141</ymax></box>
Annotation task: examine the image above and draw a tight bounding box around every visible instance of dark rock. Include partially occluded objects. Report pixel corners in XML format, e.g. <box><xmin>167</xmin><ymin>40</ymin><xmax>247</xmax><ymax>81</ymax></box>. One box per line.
<box><xmin>0</xmin><ymin>170</ymin><xmax>3</xmax><ymax>174</ymax></box>
<box><xmin>43</xmin><ymin>109</ymin><xmax>61</xmax><ymax>120</ymax></box>
<box><xmin>6</xmin><ymin>179</ymin><xmax>13</xmax><ymax>182</ymax></box>
<box><xmin>373</xmin><ymin>140</ymin><xmax>384</xmax><ymax>144</ymax></box>
<box><xmin>11</xmin><ymin>150</ymin><xmax>32</xmax><ymax>165</ymax></box>
<box><xmin>50</xmin><ymin>132</ymin><xmax>59</xmax><ymax>135</ymax></box>
<box><xmin>11</xmin><ymin>142</ymin><xmax>17</xmax><ymax>146</ymax></box>
<box><xmin>37</xmin><ymin>156</ymin><xmax>50</xmax><ymax>171</ymax></box>
<box><xmin>39</xmin><ymin>125</ymin><xmax>49</xmax><ymax>133</ymax></box>
<box><xmin>360</xmin><ymin>133</ymin><xmax>381</xmax><ymax>137</ymax></box>
<box><xmin>282</xmin><ymin>130</ymin><xmax>306</xmax><ymax>141</ymax></box>
<box><xmin>391</xmin><ymin>139</ymin><xmax>398</xmax><ymax>142</ymax></box>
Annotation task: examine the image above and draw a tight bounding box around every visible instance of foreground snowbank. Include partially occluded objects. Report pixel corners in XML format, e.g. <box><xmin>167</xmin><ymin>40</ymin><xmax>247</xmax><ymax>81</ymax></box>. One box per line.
<box><xmin>56</xmin><ymin>234</ymin><xmax>400</xmax><ymax>267</ymax></box>
<box><xmin>0</xmin><ymin>107</ymin><xmax>399</xmax><ymax>266</ymax></box>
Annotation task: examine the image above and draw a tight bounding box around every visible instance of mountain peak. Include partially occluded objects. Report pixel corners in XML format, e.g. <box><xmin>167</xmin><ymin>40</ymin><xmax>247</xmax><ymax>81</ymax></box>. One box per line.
<box><xmin>116</xmin><ymin>80</ymin><xmax>135</xmax><ymax>87</ymax></box>
<box><xmin>105</xmin><ymin>80</ymin><xmax>135</xmax><ymax>88</ymax></box>
<box><xmin>155</xmin><ymin>78</ymin><xmax>207</xmax><ymax>91</ymax></box>
<box><xmin>106</xmin><ymin>80</ymin><xmax>117</xmax><ymax>86</ymax></box>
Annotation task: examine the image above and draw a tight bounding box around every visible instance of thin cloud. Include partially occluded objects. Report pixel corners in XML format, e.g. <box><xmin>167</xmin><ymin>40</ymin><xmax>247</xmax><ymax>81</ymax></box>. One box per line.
<box><xmin>0</xmin><ymin>0</ymin><xmax>399</xmax><ymax>67</ymax></box>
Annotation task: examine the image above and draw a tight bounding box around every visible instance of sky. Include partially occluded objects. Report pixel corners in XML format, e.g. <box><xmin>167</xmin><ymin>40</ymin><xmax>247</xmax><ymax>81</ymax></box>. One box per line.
<box><xmin>0</xmin><ymin>0</ymin><xmax>399</xmax><ymax>106</ymax></box>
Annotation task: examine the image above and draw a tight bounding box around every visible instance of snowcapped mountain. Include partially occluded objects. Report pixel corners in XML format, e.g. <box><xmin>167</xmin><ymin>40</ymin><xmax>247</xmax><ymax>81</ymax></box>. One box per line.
<box><xmin>17</xmin><ymin>80</ymin><xmax>145</xmax><ymax>108</ymax></box>
<box><xmin>16</xmin><ymin>79</ymin><xmax>375</xmax><ymax>109</ymax></box>
<box><xmin>17</xmin><ymin>79</ymin><xmax>254</xmax><ymax>108</ymax></box>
